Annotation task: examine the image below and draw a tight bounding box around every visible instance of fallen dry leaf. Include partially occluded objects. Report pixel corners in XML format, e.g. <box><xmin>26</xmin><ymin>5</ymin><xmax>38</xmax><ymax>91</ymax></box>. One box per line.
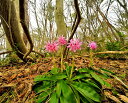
<box><xmin>118</xmin><ymin>94</ymin><xmax>128</xmax><ymax>103</ymax></box>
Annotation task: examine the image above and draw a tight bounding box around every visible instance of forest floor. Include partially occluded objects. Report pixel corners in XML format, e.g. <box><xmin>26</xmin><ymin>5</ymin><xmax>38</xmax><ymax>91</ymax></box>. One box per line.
<box><xmin>0</xmin><ymin>56</ymin><xmax>128</xmax><ymax>103</ymax></box>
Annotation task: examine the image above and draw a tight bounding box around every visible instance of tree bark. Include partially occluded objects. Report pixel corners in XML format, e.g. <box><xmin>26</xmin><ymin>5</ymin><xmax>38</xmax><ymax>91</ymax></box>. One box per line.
<box><xmin>55</xmin><ymin>0</ymin><xmax>67</xmax><ymax>36</ymax></box>
<box><xmin>23</xmin><ymin>0</ymin><xmax>29</xmax><ymax>45</ymax></box>
<box><xmin>0</xmin><ymin>0</ymin><xmax>30</xmax><ymax>61</ymax></box>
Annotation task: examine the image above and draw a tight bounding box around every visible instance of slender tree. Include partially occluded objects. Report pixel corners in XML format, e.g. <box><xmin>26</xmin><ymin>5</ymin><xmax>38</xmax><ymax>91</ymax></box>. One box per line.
<box><xmin>0</xmin><ymin>0</ymin><xmax>33</xmax><ymax>61</ymax></box>
<box><xmin>55</xmin><ymin>0</ymin><xmax>67</xmax><ymax>36</ymax></box>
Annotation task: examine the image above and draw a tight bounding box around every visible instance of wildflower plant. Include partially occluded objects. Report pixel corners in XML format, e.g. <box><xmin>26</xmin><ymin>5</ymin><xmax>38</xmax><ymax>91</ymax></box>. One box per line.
<box><xmin>67</xmin><ymin>38</ymin><xmax>82</xmax><ymax>78</ymax></box>
<box><xmin>33</xmin><ymin>38</ymin><xmax>111</xmax><ymax>103</ymax></box>
<box><xmin>67</xmin><ymin>39</ymin><xmax>82</xmax><ymax>52</ymax></box>
<box><xmin>45</xmin><ymin>41</ymin><xmax>59</xmax><ymax>67</ymax></box>
<box><xmin>45</xmin><ymin>41</ymin><xmax>59</xmax><ymax>53</ymax></box>
<box><xmin>58</xmin><ymin>36</ymin><xmax>67</xmax><ymax>72</ymax></box>
<box><xmin>88</xmin><ymin>42</ymin><xmax>97</xmax><ymax>50</ymax></box>
<box><xmin>88</xmin><ymin>41</ymin><xmax>97</xmax><ymax>67</ymax></box>
<box><xmin>58</xmin><ymin>36</ymin><xmax>67</xmax><ymax>46</ymax></box>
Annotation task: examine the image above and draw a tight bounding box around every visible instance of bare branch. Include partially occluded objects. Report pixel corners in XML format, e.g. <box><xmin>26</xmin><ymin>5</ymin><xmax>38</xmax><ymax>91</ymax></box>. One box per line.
<box><xmin>19</xmin><ymin>0</ymin><xmax>34</xmax><ymax>59</ymax></box>
<box><xmin>0</xmin><ymin>34</ymin><xmax>4</xmax><ymax>38</ymax></box>
<box><xmin>68</xmin><ymin>0</ymin><xmax>81</xmax><ymax>41</ymax></box>
<box><xmin>63</xmin><ymin>0</ymin><xmax>81</xmax><ymax>57</ymax></box>
<box><xmin>0</xmin><ymin>51</ymin><xmax>12</xmax><ymax>55</ymax></box>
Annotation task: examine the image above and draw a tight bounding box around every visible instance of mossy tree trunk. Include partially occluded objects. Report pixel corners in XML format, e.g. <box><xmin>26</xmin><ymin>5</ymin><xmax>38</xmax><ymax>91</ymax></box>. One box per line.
<box><xmin>0</xmin><ymin>0</ymin><xmax>30</xmax><ymax>61</ymax></box>
<box><xmin>23</xmin><ymin>0</ymin><xmax>29</xmax><ymax>45</ymax></box>
<box><xmin>55</xmin><ymin>0</ymin><xmax>67</xmax><ymax>36</ymax></box>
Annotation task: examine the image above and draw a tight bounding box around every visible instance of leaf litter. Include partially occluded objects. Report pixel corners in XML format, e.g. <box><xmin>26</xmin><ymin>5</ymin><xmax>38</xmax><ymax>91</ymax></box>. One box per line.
<box><xmin>0</xmin><ymin>57</ymin><xmax>128</xmax><ymax>103</ymax></box>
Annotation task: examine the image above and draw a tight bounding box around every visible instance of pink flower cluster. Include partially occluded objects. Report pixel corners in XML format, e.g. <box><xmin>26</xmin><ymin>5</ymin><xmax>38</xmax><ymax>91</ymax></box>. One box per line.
<box><xmin>45</xmin><ymin>41</ymin><xmax>59</xmax><ymax>53</ymax></box>
<box><xmin>88</xmin><ymin>42</ymin><xmax>97</xmax><ymax>50</ymax></box>
<box><xmin>58</xmin><ymin>36</ymin><xmax>67</xmax><ymax>45</ymax></box>
<box><xmin>67</xmin><ymin>39</ymin><xmax>82</xmax><ymax>52</ymax></box>
<box><xmin>45</xmin><ymin>36</ymin><xmax>97</xmax><ymax>53</ymax></box>
<box><xmin>45</xmin><ymin>36</ymin><xmax>67</xmax><ymax>53</ymax></box>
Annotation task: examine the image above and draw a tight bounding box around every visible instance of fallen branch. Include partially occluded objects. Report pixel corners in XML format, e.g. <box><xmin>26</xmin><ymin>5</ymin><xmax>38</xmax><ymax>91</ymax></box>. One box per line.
<box><xmin>114</xmin><ymin>76</ymin><xmax>128</xmax><ymax>89</ymax></box>
<box><xmin>0</xmin><ymin>51</ymin><xmax>12</xmax><ymax>55</ymax></box>
<box><xmin>95</xmin><ymin>51</ymin><xmax>128</xmax><ymax>55</ymax></box>
<box><xmin>0</xmin><ymin>50</ymin><xmax>45</xmax><ymax>58</ymax></box>
<box><xmin>104</xmin><ymin>92</ymin><xmax>122</xmax><ymax>103</ymax></box>
<box><xmin>1</xmin><ymin>50</ymin><xmax>127</xmax><ymax>57</ymax></box>
<box><xmin>83</xmin><ymin>51</ymin><xmax>128</xmax><ymax>57</ymax></box>
<box><xmin>118</xmin><ymin>94</ymin><xmax>128</xmax><ymax>102</ymax></box>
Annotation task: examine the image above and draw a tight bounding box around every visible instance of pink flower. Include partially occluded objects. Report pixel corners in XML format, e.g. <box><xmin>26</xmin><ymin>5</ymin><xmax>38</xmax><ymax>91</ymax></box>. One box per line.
<box><xmin>58</xmin><ymin>36</ymin><xmax>67</xmax><ymax>45</ymax></box>
<box><xmin>45</xmin><ymin>41</ymin><xmax>59</xmax><ymax>52</ymax></box>
<box><xmin>88</xmin><ymin>42</ymin><xmax>97</xmax><ymax>50</ymax></box>
<box><xmin>67</xmin><ymin>39</ymin><xmax>82</xmax><ymax>52</ymax></box>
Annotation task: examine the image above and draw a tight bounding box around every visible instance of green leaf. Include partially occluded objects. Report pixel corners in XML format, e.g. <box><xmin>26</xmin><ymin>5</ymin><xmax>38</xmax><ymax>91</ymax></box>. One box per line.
<box><xmin>65</xmin><ymin>64</ymin><xmax>72</xmax><ymax>78</ymax></box>
<box><xmin>100</xmin><ymin>68</ymin><xmax>115</xmax><ymax>75</ymax></box>
<box><xmin>70</xmin><ymin>85</ymin><xmax>80</xmax><ymax>103</ymax></box>
<box><xmin>34</xmin><ymin>75</ymin><xmax>46</xmax><ymax>81</ymax></box>
<box><xmin>80</xmin><ymin>97</ymin><xmax>90</xmax><ymax>103</ymax></box>
<box><xmin>78</xmin><ymin>68</ymin><xmax>89</xmax><ymax>73</ymax></box>
<box><xmin>61</xmin><ymin>80</ymin><xmax>76</xmax><ymax>103</ymax></box>
<box><xmin>56</xmin><ymin>80</ymin><xmax>62</xmax><ymax>98</ymax></box>
<box><xmin>80</xmin><ymin>94</ymin><xmax>94</xmax><ymax>103</ymax></box>
<box><xmin>34</xmin><ymin>73</ymin><xmax>67</xmax><ymax>81</ymax></box>
<box><xmin>49</xmin><ymin>92</ymin><xmax>59</xmax><ymax>103</ymax></box>
<box><xmin>90</xmin><ymin>72</ymin><xmax>110</xmax><ymax>87</ymax></box>
<box><xmin>72</xmin><ymin>82</ymin><xmax>101</xmax><ymax>102</ymax></box>
<box><xmin>60</xmin><ymin>96</ymin><xmax>68</xmax><ymax>103</ymax></box>
<box><xmin>72</xmin><ymin>74</ymin><xmax>90</xmax><ymax>80</ymax></box>
<box><xmin>50</xmin><ymin>73</ymin><xmax>67</xmax><ymax>80</ymax></box>
<box><xmin>36</xmin><ymin>93</ymin><xmax>48</xmax><ymax>103</ymax></box>
<box><xmin>50</xmin><ymin>68</ymin><xmax>59</xmax><ymax>74</ymax></box>
<box><xmin>91</xmin><ymin>72</ymin><xmax>104</xmax><ymax>85</ymax></box>
<box><xmin>103</xmin><ymin>80</ymin><xmax>111</xmax><ymax>87</ymax></box>
<box><xmin>99</xmin><ymin>73</ymin><xmax>110</xmax><ymax>79</ymax></box>
<box><xmin>82</xmin><ymin>79</ymin><xmax>101</xmax><ymax>90</ymax></box>
<box><xmin>36</xmin><ymin>88</ymin><xmax>53</xmax><ymax>103</ymax></box>
<box><xmin>34</xmin><ymin>82</ymin><xmax>51</xmax><ymax>94</ymax></box>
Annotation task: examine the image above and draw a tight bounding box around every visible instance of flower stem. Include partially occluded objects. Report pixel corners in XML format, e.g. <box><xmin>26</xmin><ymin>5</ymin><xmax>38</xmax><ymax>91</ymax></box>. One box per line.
<box><xmin>89</xmin><ymin>49</ymin><xmax>94</xmax><ymax>67</ymax></box>
<box><xmin>52</xmin><ymin>53</ymin><xmax>56</xmax><ymax>68</ymax></box>
<box><xmin>61</xmin><ymin>46</ymin><xmax>63</xmax><ymax>72</ymax></box>
<box><xmin>70</xmin><ymin>56</ymin><xmax>75</xmax><ymax>79</ymax></box>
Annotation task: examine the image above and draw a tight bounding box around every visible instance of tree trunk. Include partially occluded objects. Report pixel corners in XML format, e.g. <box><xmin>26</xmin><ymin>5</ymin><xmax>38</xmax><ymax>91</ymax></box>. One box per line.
<box><xmin>0</xmin><ymin>0</ymin><xmax>29</xmax><ymax>61</ymax></box>
<box><xmin>55</xmin><ymin>0</ymin><xmax>67</xmax><ymax>36</ymax></box>
<box><xmin>23</xmin><ymin>0</ymin><xmax>29</xmax><ymax>45</ymax></box>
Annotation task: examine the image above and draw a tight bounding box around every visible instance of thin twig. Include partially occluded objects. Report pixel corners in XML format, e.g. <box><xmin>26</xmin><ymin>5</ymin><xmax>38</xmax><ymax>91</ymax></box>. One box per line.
<box><xmin>23</xmin><ymin>83</ymin><xmax>32</xmax><ymax>102</ymax></box>
<box><xmin>0</xmin><ymin>34</ymin><xmax>4</xmax><ymax>38</ymax></box>
<box><xmin>0</xmin><ymin>51</ymin><xmax>12</xmax><ymax>55</ymax></box>
<box><xmin>114</xmin><ymin>76</ymin><xmax>128</xmax><ymax>89</ymax></box>
<box><xmin>63</xmin><ymin>0</ymin><xmax>81</xmax><ymax>57</ymax></box>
